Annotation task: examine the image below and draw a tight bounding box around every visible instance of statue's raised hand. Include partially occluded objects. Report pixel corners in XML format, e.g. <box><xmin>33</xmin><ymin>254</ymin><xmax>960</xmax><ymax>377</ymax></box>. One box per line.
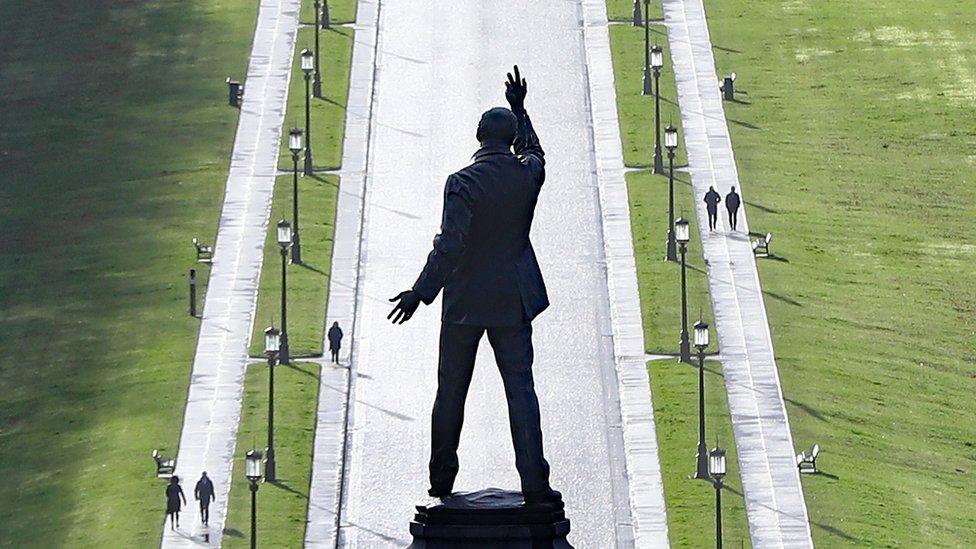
<box><xmin>505</xmin><ymin>65</ymin><xmax>527</xmax><ymax>113</ymax></box>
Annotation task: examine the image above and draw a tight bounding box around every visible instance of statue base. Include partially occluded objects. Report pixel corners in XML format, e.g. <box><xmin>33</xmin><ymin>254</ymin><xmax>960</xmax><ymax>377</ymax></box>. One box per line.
<box><xmin>407</xmin><ymin>488</ymin><xmax>573</xmax><ymax>549</ymax></box>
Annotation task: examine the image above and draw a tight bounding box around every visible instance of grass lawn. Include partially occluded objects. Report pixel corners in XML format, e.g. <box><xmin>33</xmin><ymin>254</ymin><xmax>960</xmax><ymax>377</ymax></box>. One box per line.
<box><xmin>222</xmin><ymin>361</ymin><xmax>320</xmax><ymax>548</ymax></box>
<box><xmin>0</xmin><ymin>0</ymin><xmax>257</xmax><ymax>546</ymax></box>
<box><xmin>701</xmin><ymin>0</ymin><xmax>976</xmax><ymax>545</ymax></box>
<box><xmin>650</xmin><ymin>360</ymin><xmax>751</xmax><ymax>547</ymax></box>
<box><xmin>608</xmin><ymin>16</ymin><xmax>750</xmax><ymax>544</ymax></box>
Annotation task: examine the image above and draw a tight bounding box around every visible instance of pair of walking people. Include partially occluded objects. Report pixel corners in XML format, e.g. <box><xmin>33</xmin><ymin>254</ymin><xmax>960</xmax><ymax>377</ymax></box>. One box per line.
<box><xmin>703</xmin><ymin>185</ymin><xmax>741</xmax><ymax>231</ymax></box>
<box><xmin>165</xmin><ymin>472</ymin><xmax>215</xmax><ymax>530</ymax></box>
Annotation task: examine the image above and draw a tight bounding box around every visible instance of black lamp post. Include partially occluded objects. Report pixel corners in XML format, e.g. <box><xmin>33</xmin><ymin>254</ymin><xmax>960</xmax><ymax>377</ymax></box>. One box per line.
<box><xmin>675</xmin><ymin>217</ymin><xmax>692</xmax><ymax>363</ymax></box>
<box><xmin>288</xmin><ymin>128</ymin><xmax>304</xmax><ymax>264</ymax></box>
<box><xmin>245</xmin><ymin>448</ymin><xmax>264</xmax><ymax>549</ymax></box>
<box><xmin>301</xmin><ymin>49</ymin><xmax>315</xmax><ymax>175</ymax></box>
<box><xmin>632</xmin><ymin>0</ymin><xmax>642</xmax><ymax>26</ymax></box>
<box><xmin>263</xmin><ymin>327</ymin><xmax>280</xmax><ymax>482</ymax></box>
<box><xmin>276</xmin><ymin>220</ymin><xmax>292</xmax><ymax>366</ymax></box>
<box><xmin>650</xmin><ymin>45</ymin><xmax>664</xmax><ymax>174</ymax></box>
<box><xmin>321</xmin><ymin>0</ymin><xmax>330</xmax><ymax>29</ymax></box>
<box><xmin>665</xmin><ymin>124</ymin><xmax>678</xmax><ymax>261</ymax></box>
<box><xmin>312</xmin><ymin>0</ymin><xmax>323</xmax><ymax>98</ymax></box>
<box><xmin>694</xmin><ymin>319</ymin><xmax>710</xmax><ymax>479</ymax></box>
<box><xmin>710</xmin><ymin>446</ymin><xmax>727</xmax><ymax>549</ymax></box>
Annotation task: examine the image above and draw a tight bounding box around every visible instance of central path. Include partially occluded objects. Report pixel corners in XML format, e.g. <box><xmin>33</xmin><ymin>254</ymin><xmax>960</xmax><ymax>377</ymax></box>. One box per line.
<box><xmin>321</xmin><ymin>0</ymin><xmax>667</xmax><ymax>547</ymax></box>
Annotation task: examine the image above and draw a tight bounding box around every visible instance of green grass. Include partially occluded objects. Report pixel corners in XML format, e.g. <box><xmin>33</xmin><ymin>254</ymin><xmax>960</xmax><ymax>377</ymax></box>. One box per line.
<box><xmin>222</xmin><ymin>361</ymin><xmax>320</xmax><ymax>548</ymax></box>
<box><xmin>0</xmin><ymin>0</ymin><xmax>257</xmax><ymax>546</ymax></box>
<box><xmin>650</xmin><ymin>360</ymin><xmax>751</xmax><ymax>547</ymax></box>
<box><xmin>701</xmin><ymin>0</ymin><xmax>976</xmax><ymax>545</ymax></box>
<box><xmin>607</xmin><ymin>0</ymin><xmax>662</xmax><ymax>23</ymax></box>
<box><xmin>300</xmin><ymin>0</ymin><xmax>357</xmax><ymax>26</ymax></box>
<box><xmin>614</xmin><ymin>0</ymin><xmax>976</xmax><ymax>545</ymax></box>
<box><xmin>250</xmin><ymin>174</ymin><xmax>340</xmax><ymax>358</ymax></box>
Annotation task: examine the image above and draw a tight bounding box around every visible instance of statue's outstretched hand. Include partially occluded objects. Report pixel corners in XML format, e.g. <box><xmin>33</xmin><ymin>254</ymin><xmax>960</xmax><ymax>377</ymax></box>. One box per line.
<box><xmin>388</xmin><ymin>290</ymin><xmax>421</xmax><ymax>324</ymax></box>
<box><xmin>505</xmin><ymin>65</ymin><xmax>527</xmax><ymax>113</ymax></box>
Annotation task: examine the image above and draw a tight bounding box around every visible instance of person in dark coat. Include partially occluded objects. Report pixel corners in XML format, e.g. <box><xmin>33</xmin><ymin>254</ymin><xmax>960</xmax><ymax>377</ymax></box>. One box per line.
<box><xmin>387</xmin><ymin>66</ymin><xmax>559</xmax><ymax>505</ymax></box>
<box><xmin>194</xmin><ymin>472</ymin><xmax>215</xmax><ymax>526</ymax></box>
<box><xmin>703</xmin><ymin>186</ymin><xmax>721</xmax><ymax>230</ymax></box>
<box><xmin>725</xmin><ymin>186</ymin><xmax>741</xmax><ymax>231</ymax></box>
<box><xmin>327</xmin><ymin>322</ymin><xmax>343</xmax><ymax>364</ymax></box>
<box><xmin>166</xmin><ymin>475</ymin><xmax>187</xmax><ymax>530</ymax></box>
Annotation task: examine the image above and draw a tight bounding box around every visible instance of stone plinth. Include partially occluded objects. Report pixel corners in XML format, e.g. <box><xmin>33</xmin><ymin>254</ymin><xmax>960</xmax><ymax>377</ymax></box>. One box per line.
<box><xmin>407</xmin><ymin>488</ymin><xmax>573</xmax><ymax>549</ymax></box>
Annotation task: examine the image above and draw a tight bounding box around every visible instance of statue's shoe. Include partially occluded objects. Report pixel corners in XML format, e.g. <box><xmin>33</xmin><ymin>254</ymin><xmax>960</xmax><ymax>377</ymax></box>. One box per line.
<box><xmin>427</xmin><ymin>486</ymin><xmax>454</xmax><ymax>499</ymax></box>
<box><xmin>522</xmin><ymin>488</ymin><xmax>562</xmax><ymax>505</ymax></box>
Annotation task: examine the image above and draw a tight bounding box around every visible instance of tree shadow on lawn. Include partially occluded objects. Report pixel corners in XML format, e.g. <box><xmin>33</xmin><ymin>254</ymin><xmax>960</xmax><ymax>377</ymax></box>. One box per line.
<box><xmin>0</xmin><ymin>0</ymin><xmax>253</xmax><ymax>545</ymax></box>
<box><xmin>700</xmin><ymin>364</ymin><xmax>828</xmax><ymax>423</ymax></box>
<box><xmin>721</xmin><ymin>482</ymin><xmax>859</xmax><ymax>543</ymax></box>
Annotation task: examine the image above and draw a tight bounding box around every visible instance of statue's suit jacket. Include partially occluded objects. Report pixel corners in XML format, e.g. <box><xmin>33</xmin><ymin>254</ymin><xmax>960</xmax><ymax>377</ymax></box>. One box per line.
<box><xmin>412</xmin><ymin>110</ymin><xmax>547</xmax><ymax>327</ymax></box>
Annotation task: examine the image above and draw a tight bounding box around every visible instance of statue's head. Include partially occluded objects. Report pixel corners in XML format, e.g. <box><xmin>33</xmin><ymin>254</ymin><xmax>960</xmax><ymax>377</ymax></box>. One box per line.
<box><xmin>476</xmin><ymin>107</ymin><xmax>517</xmax><ymax>146</ymax></box>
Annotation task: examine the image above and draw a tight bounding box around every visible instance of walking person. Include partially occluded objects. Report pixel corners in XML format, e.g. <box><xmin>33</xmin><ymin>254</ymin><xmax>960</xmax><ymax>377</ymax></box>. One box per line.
<box><xmin>165</xmin><ymin>476</ymin><xmax>187</xmax><ymax>530</ymax></box>
<box><xmin>328</xmin><ymin>321</ymin><xmax>343</xmax><ymax>364</ymax></box>
<box><xmin>725</xmin><ymin>186</ymin><xmax>741</xmax><ymax>231</ymax></box>
<box><xmin>194</xmin><ymin>472</ymin><xmax>215</xmax><ymax>526</ymax></box>
<box><xmin>703</xmin><ymin>186</ymin><xmax>721</xmax><ymax>231</ymax></box>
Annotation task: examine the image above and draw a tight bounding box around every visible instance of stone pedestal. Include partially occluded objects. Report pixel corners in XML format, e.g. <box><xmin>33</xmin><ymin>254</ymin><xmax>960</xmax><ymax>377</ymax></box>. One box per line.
<box><xmin>407</xmin><ymin>488</ymin><xmax>573</xmax><ymax>549</ymax></box>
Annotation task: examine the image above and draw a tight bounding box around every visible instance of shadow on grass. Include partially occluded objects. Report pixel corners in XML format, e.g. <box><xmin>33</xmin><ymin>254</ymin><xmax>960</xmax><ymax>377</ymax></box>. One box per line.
<box><xmin>298</xmin><ymin>261</ymin><xmax>330</xmax><ymax>276</ymax></box>
<box><xmin>0</xmin><ymin>0</ymin><xmax>255</xmax><ymax>545</ymax></box>
<box><xmin>763</xmin><ymin>290</ymin><xmax>802</xmax><ymax>307</ymax></box>
<box><xmin>722</xmin><ymin>482</ymin><xmax>859</xmax><ymax>542</ymax></box>
<box><xmin>784</xmin><ymin>396</ymin><xmax>828</xmax><ymax>422</ymax></box>
<box><xmin>269</xmin><ymin>479</ymin><xmax>308</xmax><ymax>500</ymax></box>
<box><xmin>223</xmin><ymin>528</ymin><xmax>245</xmax><ymax>538</ymax></box>
<box><xmin>745</xmin><ymin>201</ymin><xmax>778</xmax><ymax>214</ymax></box>
<box><xmin>729</xmin><ymin>118</ymin><xmax>761</xmax><ymax>130</ymax></box>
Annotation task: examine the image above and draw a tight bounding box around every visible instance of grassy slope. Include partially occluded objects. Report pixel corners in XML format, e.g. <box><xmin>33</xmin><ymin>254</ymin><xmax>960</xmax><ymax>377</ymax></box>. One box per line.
<box><xmin>605</xmin><ymin>11</ymin><xmax>751</xmax><ymax>546</ymax></box>
<box><xmin>702</xmin><ymin>0</ymin><xmax>976</xmax><ymax>545</ymax></box>
<box><xmin>0</xmin><ymin>0</ymin><xmax>256</xmax><ymax>546</ymax></box>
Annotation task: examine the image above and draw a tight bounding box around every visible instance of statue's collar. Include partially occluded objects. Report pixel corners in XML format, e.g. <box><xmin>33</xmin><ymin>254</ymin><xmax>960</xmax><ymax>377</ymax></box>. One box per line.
<box><xmin>473</xmin><ymin>141</ymin><xmax>512</xmax><ymax>162</ymax></box>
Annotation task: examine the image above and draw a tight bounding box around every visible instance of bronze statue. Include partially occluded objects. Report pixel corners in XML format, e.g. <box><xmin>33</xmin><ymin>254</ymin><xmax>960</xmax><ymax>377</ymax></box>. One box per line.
<box><xmin>389</xmin><ymin>66</ymin><xmax>560</xmax><ymax>505</ymax></box>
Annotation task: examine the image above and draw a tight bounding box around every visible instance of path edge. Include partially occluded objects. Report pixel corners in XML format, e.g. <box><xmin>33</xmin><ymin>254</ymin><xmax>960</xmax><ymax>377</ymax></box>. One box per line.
<box><xmin>580</xmin><ymin>1</ymin><xmax>671</xmax><ymax>547</ymax></box>
<box><xmin>303</xmin><ymin>0</ymin><xmax>380</xmax><ymax>546</ymax></box>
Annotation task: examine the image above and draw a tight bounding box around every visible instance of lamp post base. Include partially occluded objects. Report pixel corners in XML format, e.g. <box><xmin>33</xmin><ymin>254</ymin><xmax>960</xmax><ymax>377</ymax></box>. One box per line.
<box><xmin>291</xmin><ymin>233</ymin><xmax>302</xmax><ymax>265</ymax></box>
<box><xmin>666</xmin><ymin>231</ymin><xmax>677</xmax><ymax>262</ymax></box>
<box><xmin>633</xmin><ymin>0</ymin><xmax>642</xmax><ymax>26</ymax></box>
<box><xmin>313</xmin><ymin>77</ymin><xmax>323</xmax><ymax>99</ymax></box>
<box><xmin>695</xmin><ymin>442</ymin><xmax>710</xmax><ymax>480</ymax></box>
<box><xmin>280</xmin><ymin>333</ymin><xmax>290</xmax><ymax>365</ymax></box>
<box><xmin>265</xmin><ymin>453</ymin><xmax>276</xmax><ymax>483</ymax></box>
<box><xmin>408</xmin><ymin>488</ymin><xmax>573</xmax><ymax>549</ymax></box>
<box><xmin>679</xmin><ymin>332</ymin><xmax>691</xmax><ymax>364</ymax></box>
<box><xmin>653</xmin><ymin>149</ymin><xmax>664</xmax><ymax>175</ymax></box>
<box><xmin>642</xmin><ymin>67</ymin><xmax>652</xmax><ymax>96</ymax></box>
<box><xmin>304</xmin><ymin>151</ymin><xmax>314</xmax><ymax>176</ymax></box>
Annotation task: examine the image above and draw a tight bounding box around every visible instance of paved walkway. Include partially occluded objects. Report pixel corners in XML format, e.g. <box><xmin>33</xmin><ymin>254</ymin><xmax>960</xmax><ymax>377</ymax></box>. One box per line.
<box><xmin>662</xmin><ymin>0</ymin><xmax>814</xmax><ymax>546</ymax></box>
<box><xmin>161</xmin><ymin>0</ymin><xmax>301</xmax><ymax>546</ymax></box>
<box><xmin>300</xmin><ymin>0</ymin><xmax>669</xmax><ymax>547</ymax></box>
<box><xmin>303</xmin><ymin>0</ymin><xmax>378</xmax><ymax>546</ymax></box>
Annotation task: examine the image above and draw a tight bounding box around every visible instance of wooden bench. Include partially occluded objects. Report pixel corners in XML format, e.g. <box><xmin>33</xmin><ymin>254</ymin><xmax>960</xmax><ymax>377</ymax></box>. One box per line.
<box><xmin>752</xmin><ymin>232</ymin><xmax>772</xmax><ymax>256</ymax></box>
<box><xmin>193</xmin><ymin>237</ymin><xmax>213</xmax><ymax>264</ymax></box>
<box><xmin>796</xmin><ymin>444</ymin><xmax>820</xmax><ymax>474</ymax></box>
<box><xmin>152</xmin><ymin>449</ymin><xmax>176</xmax><ymax>479</ymax></box>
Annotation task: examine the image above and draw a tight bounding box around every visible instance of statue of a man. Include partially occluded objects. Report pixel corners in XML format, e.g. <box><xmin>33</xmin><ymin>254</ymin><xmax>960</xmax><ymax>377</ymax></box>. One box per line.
<box><xmin>388</xmin><ymin>66</ymin><xmax>560</xmax><ymax>505</ymax></box>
